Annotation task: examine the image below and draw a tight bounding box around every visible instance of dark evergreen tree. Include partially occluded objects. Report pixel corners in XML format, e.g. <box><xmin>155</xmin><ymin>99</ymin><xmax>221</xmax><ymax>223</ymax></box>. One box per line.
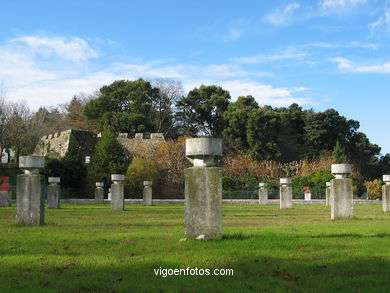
<box><xmin>175</xmin><ymin>85</ymin><xmax>230</xmax><ymax>136</ymax></box>
<box><xmin>88</xmin><ymin>124</ymin><xmax>130</xmax><ymax>186</ymax></box>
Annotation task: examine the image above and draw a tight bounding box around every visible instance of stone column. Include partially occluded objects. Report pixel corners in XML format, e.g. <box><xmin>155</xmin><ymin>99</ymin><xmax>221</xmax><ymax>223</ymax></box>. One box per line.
<box><xmin>111</xmin><ymin>174</ymin><xmax>125</xmax><ymax>210</ymax></box>
<box><xmin>0</xmin><ymin>176</ymin><xmax>12</xmax><ymax>207</ymax></box>
<box><xmin>326</xmin><ymin>182</ymin><xmax>331</xmax><ymax>206</ymax></box>
<box><xmin>16</xmin><ymin>156</ymin><xmax>45</xmax><ymax>226</ymax></box>
<box><xmin>95</xmin><ymin>182</ymin><xmax>104</xmax><ymax>203</ymax></box>
<box><xmin>382</xmin><ymin>175</ymin><xmax>390</xmax><ymax>213</ymax></box>
<box><xmin>280</xmin><ymin>178</ymin><xmax>293</xmax><ymax>209</ymax></box>
<box><xmin>47</xmin><ymin>177</ymin><xmax>61</xmax><ymax>209</ymax></box>
<box><xmin>330</xmin><ymin>164</ymin><xmax>353</xmax><ymax>219</ymax></box>
<box><xmin>143</xmin><ymin>181</ymin><xmax>153</xmax><ymax>206</ymax></box>
<box><xmin>259</xmin><ymin>183</ymin><xmax>268</xmax><ymax>204</ymax></box>
<box><xmin>185</xmin><ymin>137</ymin><xmax>222</xmax><ymax>239</ymax></box>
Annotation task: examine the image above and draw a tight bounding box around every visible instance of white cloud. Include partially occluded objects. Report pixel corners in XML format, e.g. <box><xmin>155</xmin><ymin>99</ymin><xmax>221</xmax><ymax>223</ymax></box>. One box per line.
<box><xmin>233</xmin><ymin>51</ymin><xmax>308</xmax><ymax>64</ymax></box>
<box><xmin>0</xmin><ymin>34</ymin><xmax>315</xmax><ymax>108</ymax></box>
<box><xmin>331</xmin><ymin>57</ymin><xmax>390</xmax><ymax>73</ymax></box>
<box><xmin>263</xmin><ymin>2</ymin><xmax>301</xmax><ymax>26</ymax></box>
<box><xmin>319</xmin><ymin>0</ymin><xmax>367</xmax><ymax>9</ymax></box>
<box><xmin>370</xmin><ymin>7</ymin><xmax>390</xmax><ymax>34</ymax></box>
<box><xmin>217</xmin><ymin>80</ymin><xmax>315</xmax><ymax>106</ymax></box>
<box><xmin>9</xmin><ymin>36</ymin><xmax>98</xmax><ymax>62</ymax></box>
<box><xmin>298</xmin><ymin>41</ymin><xmax>382</xmax><ymax>50</ymax></box>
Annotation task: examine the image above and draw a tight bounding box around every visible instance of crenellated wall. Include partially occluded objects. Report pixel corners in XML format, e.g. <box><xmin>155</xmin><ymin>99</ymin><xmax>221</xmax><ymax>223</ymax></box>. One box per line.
<box><xmin>33</xmin><ymin>130</ymin><xmax>164</xmax><ymax>158</ymax></box>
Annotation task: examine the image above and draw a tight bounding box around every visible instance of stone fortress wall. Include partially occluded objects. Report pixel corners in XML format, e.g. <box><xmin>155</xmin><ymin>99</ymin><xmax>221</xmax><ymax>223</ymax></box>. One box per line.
<box><xmin>33</xmin><ymin>129</ymin><xmax>165</xmax><ymax>158</ymax></box>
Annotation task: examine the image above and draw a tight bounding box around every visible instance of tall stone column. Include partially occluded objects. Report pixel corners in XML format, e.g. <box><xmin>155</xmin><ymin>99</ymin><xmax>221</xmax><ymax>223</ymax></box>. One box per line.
<box><xmin>259</xmin><ymin>183</ymin><xmax>268</xmax><ymax>205</ymax></box>
<box><xmin>185</xmin><ymin>137</ymin><xmax>222</xmax><ymax>240</ymax></box>
<box><xmin>47</xmin><ymin>177</ymin><xmax>61</xmax><ymax>209</ymax></box>
<box><xmin>143</xmin><ymin>181</ymin><xmax>153</xmax><ymax>206</ymax></box>
<box><xmin>111</xmin><ymin>174</ymin><xmax>125</xmax><ymax>211</ymax></box>
<box><xmin>325</xmin><ymin>182</ymin><xmax>331</xmax><ymax>206</ymax></box>
<box><xmin>280</xmin><ymin>178</ymin><xmax>293</xmax><ymax>209</ymax></box>
<box><xmin>0</xmin><ymin>176</ymin><xmax>12</xmax><ymax>207</ymax></box>
<box><xmin>382</xmin><ymin>175</ymin><xmax>390</xmax><ymax>213</ymax></box>
<box><xmin>16</xmin><ymin>156</ymin><xmax>45</xmax><ymax>226</ymax></box>
<box><xmin>95</xmin><ymin>182</ymin><xmax>104</xmax><ymax>203</ymax></box>
<box><xmin>330</xmin><ymin>164</ymin><xmax>353</xmax><ymax>219</ymax></box>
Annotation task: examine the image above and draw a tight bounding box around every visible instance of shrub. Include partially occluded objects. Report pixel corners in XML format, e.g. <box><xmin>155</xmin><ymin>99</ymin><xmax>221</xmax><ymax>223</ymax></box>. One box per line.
<box><xmin>364</xmin><ymin>179</ymin><xmax>382</xmax><ymax>200</ymax></box>
<box><xmin>125</xmin><ymin>156</ymin><xmax>159</xmax><ymax>197</ymax></box>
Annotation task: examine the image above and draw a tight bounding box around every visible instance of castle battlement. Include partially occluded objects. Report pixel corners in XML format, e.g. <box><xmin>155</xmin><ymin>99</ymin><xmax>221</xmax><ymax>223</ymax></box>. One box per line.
<box><xmin>34</xmin><ymin>130</ymin><xmax>165</xmax><ymax>158</ymax></box>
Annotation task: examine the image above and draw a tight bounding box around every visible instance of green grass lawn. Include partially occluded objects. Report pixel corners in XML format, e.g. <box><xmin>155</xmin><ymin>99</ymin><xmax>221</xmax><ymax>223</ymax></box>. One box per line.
<box><xmin>1</xmin><ymin>204</ymin><xmax>390</xmax><ymax>293</ymax></box>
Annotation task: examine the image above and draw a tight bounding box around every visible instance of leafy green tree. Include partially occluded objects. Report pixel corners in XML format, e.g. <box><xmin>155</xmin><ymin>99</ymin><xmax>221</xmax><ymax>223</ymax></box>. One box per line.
<box><xmin>88</xmin><ymin>125</ymin><xmax>130</xmax><ymax>185</ymax></box>
<box><xmin>303</xmin><ymin>109</ymin><xmax>359</xmax><ymax>158</ymax></box>
<box><xmin>175</xmin><ymin>85</ymin><xmax>230</xmax><ymax>136</ymax></box>
<box><xmin>332</xmin><ymin>140</ymin><xmax>348</xmax><ymax>164</ymax></box>
<box><xmin>247</xmin><ymin>107</ymin><xmax>281</xmax><ymax>160</ymax></box>
<box><xmin>346</xmin><ymin>132</ymin><xmax>380</xmax><ymax>180</ymax></box>
<box><xmin>222</xmin><ymin>96</ymin><xmax>258</xmax><ymax>152</ymax></box>
<box><xmin>84</xmin><ymin>79</ymin><xmax>159</xmax><ymax>134</ymax></box>
<box><xmin>276</xmin><ymin>104</ymin><xmax>306</xmax><ymax>162</ymax></box>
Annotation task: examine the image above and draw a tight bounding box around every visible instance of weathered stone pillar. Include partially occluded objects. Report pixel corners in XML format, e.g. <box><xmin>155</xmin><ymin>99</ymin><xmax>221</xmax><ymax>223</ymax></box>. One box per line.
<box><xmin>185</xmin><ymin>137</ymin><xmax>222</xmax><ymax>239</ymax></box>
<box><xmin>326</xmin><ymin>182</ymin><xmax>331</xmax><ymax>206</ymax></box>
<box><xmin>280</xmin><ymin>178</ymin><xmax>293</xmax><ymax>209</ymax></box>
<box><xmin>95</xmin><ymin>182</ymin><xmax>104</xmax><ymax>203</ymax></box>
<box><xmin>47</xmin><ymin>177</ymin><xmax>61</xmax><ymax>209</ymax></box>
<box><xmin>382</xmin><ymin>175</ymin><xmax>390</xmax><ymax>213</ymax></box>
<box><xmin>143</xmin><ymin>181</ymin><xmax>153</xmax><ymax>206</ymax></box>
<box><xmin>16</xmin><ymin>156</ymin><xmax>45</xmax><ymax>226</ymax></box>
<box><xmin>259</xmin><ymin>183</ymin><xmax>268</xmax><ymax>204</ymax></box>
<box><xmin>111</xmin><ymin>174</ymin><xmax>125</xmax><ymax>210</ymax></box>
<box><xmin>0</xmin><ymin>176</ymin><xmax>12</xmax><ymax>207</ymax></box>
<box><xmin>330</xmin><ymin>164</ymin><xmax>353</xmax><ymax>219</ymax></box>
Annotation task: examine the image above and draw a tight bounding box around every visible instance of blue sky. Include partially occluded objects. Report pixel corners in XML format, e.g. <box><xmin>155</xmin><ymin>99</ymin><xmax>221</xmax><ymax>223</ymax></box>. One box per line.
<box><xmin>1</xmin><ymin>0</ymin><xmax>389</xmax><ymax>153</ymax></box>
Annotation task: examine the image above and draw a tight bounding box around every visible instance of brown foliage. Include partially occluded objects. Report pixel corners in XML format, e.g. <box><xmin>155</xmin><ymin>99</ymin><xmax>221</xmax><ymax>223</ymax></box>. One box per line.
<box><xmin>152</xmin><ymin>137</ymin><xmax>191</xmax><ymax>198</ymax></box>
<box><xmin>222</xmin><ymin>152</ymin><xmax>335</xmax><ymax>181</ymax></box>
<box><xmin>152</xmin><ymin>137</ymin><xmax>190</xmax><ymax>184</ymax></box>
<box><xmin>296</xmin><ymin>153</ymin><xmax>332</xmax><ymax>176</ymax></box>
<box><xmin>364</xmin><ymin>179</ymin><xmax>382</xmax><ymax>200</ymax></box>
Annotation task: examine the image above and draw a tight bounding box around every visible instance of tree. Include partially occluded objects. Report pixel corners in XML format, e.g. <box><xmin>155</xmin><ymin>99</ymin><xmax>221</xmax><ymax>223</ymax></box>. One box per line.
<box><xmin>223</xmin><ymin>96</ymin><xmax>259</xmax><ymax>152</ymax></box>
<box><xmin>65</xmin><ymin>94</ymin><xmax>97</xmax><ymax>132</ymax></box>
<box><xmin>151</xmin><ymin>79</ymin><xmax>183</xmax><ymax>137</ymax></box>
<box><xmin>246</xmin><ymin>107</ymin><xmax>281</xmax><ymax>160</ymax></box>
<box><xmin>332</xmin><ymin>140</ymin><xmax>348</xmax><ymax>164</ymax></box>
<box><xmin>175</xmin><ymin>85</ymin><xmax>230</xmax><ymax>136</ymax></box>
<box><xmin>303</xmin><ymin>109</ymin><xmax>359</xmax><ymax>158</ymax></box>
<box><xmin>276</xmin><ymin>104</ymin><xmax>306</xmax><ymax>162</ymax></box>
<box><xmin>84</xmin><ymin>79</ymin><xmax>159</xmax><ymax>134</ymax></box>
<box><xmin>88</xmin><ymin>125</ymin><xmax>130</xmax><ymax>185</ymax></box>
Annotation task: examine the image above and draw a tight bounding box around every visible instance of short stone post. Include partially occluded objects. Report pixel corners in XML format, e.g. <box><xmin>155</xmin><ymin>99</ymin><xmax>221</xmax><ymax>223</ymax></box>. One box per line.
<box><xmin>259</xmin><ymin>183</ymin><xmax>268</xmax><ymax>204</ymax></box>
<box><xmin>111</xmin><ymin>174</ymin><xmax>125</xmax><ymax>211</ymax></box>
<box><xmin>280</xmin><ymin>178</ymin><xmax>293</xmax><ymax>209</ymax></box>
<box><xmin>185</xmin><ymin>137</ymin><xmax>222</xmax><ymax>239</ymax></box>
<box><xmin>0</xmin><ymin>176</ymin><xmax>12</xmax><ymax>207</ymax></box>
<box><xmin>16</xmin><ymin>156</ymin><xmax>45</xmax><ymax>226</ymax></box>
<box><xmin>47</xmin><ymin>177</ymin><xmax>61</xmax><ymax>209</ymax></box>
<box><xmin>143</xmin><ymin>181</ymin><xmax>153</xmax><ymax>206</ymax></box>
<box><xmin>95</xmin><ymin>182</ymin><xmax>104</xmax><ymax>203</ymax></box>
<box><xmin>325</xmin><ymin>182</ymin><xmax>331</xmax><ymax>206</ymax></box>
<box><xmin>330</xmin><ymin>164</ymin><xmax>353</xmax><ymax>219</ymax></box>
<box><xmin>382</xmin><ymin>175</ymin><xmax>390</xmax><ymax>213</ymax></box>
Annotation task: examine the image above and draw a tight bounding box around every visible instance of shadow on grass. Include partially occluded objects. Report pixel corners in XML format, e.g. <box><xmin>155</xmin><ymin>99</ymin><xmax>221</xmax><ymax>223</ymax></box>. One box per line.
<box><xmin>1</xmin><ymin>255</ymin><xmax>390</xmax><ymax>292</ymax></box>
<box><xmin>311</xmin><ymin>233</ymin><xmax>390</xmax><ymax>239</ymax></box>
<box><xmin>221</xmin><ymin>233</ymin><xmax>254</xmax><ymax>241</ymax></box>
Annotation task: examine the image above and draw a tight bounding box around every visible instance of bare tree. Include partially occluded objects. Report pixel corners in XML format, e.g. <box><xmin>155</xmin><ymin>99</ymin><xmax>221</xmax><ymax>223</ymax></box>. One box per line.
<box><xmin>0</xmin><ymin>82</ymin><xmax>6</xmax><ymax>152</ymax></box>
<box><xmin>151</xmin><ymin>79</ymin><xmax>184</xmax><ymax>137</ymax></box>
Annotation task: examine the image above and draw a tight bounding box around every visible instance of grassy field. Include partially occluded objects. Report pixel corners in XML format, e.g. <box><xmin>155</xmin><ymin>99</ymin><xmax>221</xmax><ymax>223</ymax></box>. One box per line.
<box><xmin>0</xmin><ymin>204</ymin><xmax>390</xmax><ymax>293</ymax></box>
